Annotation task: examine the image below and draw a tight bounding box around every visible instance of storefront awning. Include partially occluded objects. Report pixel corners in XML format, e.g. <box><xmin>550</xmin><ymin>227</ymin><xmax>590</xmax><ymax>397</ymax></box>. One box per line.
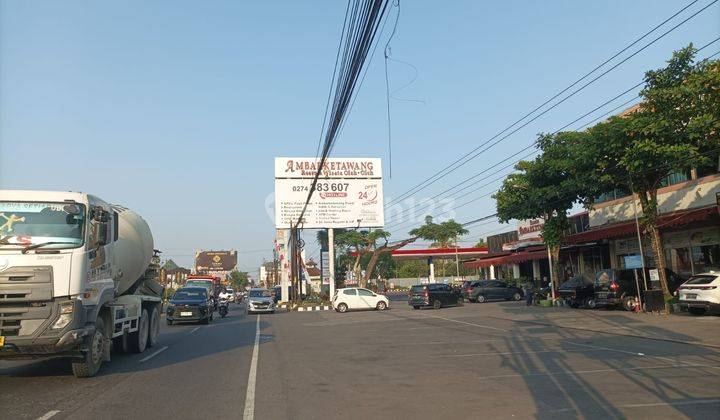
<box><xmin>463</xmin><ymin>254</ymin><xmax>511</xmax><ymax>269</ymax></box>
<box><xmin>463</xmin><ymin>247</ymin><xmax>548</xmax><ymax>268</ymax></box>
<box><xmin>567</xmin><ymin>205</ymin><xmax>718</xmax><ymax>244</ymax></box>
<box><xmin>504</xmin><ymin>248</ymin><xmax>548</xmax><ymax>264</ymax></box>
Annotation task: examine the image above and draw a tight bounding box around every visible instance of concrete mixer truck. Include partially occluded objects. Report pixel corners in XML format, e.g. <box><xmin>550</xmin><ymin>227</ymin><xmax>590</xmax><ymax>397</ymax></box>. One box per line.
<box><xmin>0</xmin><ymin>190</ymin><xmax>164</xmax><ymax>377</ymax></box>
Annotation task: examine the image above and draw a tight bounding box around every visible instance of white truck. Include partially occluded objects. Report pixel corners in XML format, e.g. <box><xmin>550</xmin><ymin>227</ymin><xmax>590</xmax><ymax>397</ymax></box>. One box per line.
<box><xmin>0</xmin><ymin>190</ymin><xmax>163</xmax><ymax>377</ymax></box>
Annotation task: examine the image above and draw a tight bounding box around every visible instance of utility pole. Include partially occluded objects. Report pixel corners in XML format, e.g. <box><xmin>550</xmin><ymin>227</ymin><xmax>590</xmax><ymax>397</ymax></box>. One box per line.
<box><xmin>328</xmin><ymin>228</ymin><xmax>336</xmax><ymax>300</ymax></box>
<box><xmin>454</xmin><ymin>234</ymin><xmax>460</xmax><ymax>280</ymax></box>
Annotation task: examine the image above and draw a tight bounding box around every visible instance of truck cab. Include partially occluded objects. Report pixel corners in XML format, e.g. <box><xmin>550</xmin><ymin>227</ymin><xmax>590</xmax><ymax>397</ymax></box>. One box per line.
<box><xmin>0</xmin><ymin>190</ymin><xmax>162</xmax><ymax>377</ymax></box>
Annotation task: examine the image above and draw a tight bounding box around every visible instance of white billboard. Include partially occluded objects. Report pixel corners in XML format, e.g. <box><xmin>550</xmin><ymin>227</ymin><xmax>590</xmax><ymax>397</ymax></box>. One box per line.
<box><xmin>274</xmin><ymin>157</ymin><xmax>384</xmax><ymax>229</ymax></box>
<box><xmin>517</xmin><ymin>218</ymin><xmax>545</xmax><ymax>241</ymax></box>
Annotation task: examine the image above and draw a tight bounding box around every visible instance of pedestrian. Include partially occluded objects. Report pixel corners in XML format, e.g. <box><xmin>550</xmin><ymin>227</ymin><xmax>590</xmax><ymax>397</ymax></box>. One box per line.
<box><xmin>523</xmin><ymin>279</ymin><xmax>534</xmax><ymax>306</ymax></box>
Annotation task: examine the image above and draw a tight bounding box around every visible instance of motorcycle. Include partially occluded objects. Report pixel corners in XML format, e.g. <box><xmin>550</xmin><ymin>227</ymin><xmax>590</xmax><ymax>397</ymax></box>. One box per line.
<box><xmin>218</xmin><ymin>298</ymin><xmax>229</xmax><ymax>318</ymax></box>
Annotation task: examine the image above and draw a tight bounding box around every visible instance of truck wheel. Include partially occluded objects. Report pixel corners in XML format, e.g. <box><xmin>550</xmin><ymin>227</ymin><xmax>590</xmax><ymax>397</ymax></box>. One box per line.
<box><xmin>130</xmin><ymin>308</ymin><xmax>149</xmax><ymax>353</ymax></box>
<box><xmin>72</xmin><ymin>319</ymin><xmax>106</xmax><ymax>378</ymax></box>
<box><xmin>147</xmin><ymin>306</ymin><xmax>160</xmax><ymax>347</ymax></box>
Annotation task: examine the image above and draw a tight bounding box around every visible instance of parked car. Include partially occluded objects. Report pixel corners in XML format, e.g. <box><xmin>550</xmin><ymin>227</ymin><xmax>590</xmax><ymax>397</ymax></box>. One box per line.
<box><xmin>593</xmin><ymin>268</ymin><xmax>684</xmax><ymax>311</ymax></box>
<box><xmin>557</xmin><ymin>276</ymin><xmax>596</xmax><ymax>308</ymax></box>
<box><xmin>461</xmin><ymin>280</ymin><xmax>483</xmax><ymax>301</ymax></box>
<box><xmin>219</xmin><ymin>287</ymin><xmax>236</xmax><ymax>303</ymax></box>
<box><xmin>333</xmin><ymin>287</ymin><xmax>389</xmax><ymax>313</ymax></box>
<box><xmin>466</xmin><ymin>280</ymin><xmax>523</xmax><ymax>303</ymax></box>
<box><xmin>677</xmin><ymin>271</ymin><xmax>720</xmax><ymax>316</ymax></box>
<box><xmin>246</xmin><ymin>288</ymin><xmax>276</xmax><ymax>314</ymax></box>
<box><xmin>408</xmin><ymin>283</ymin><xmax>463</xmax><ymax>309</ymax></box>
<box><xmin>166</xmin><ymin>287</ymin><xmax>214</xmax><ymax>325</ymax></box>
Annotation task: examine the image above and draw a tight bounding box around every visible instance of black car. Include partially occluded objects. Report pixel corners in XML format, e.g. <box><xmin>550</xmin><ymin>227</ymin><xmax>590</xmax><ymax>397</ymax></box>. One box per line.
<box><xmin>467</xmin><ymin>280</ymin><xmax>523</xmax><ymax>303</ymax></box>
<box><xmin>557</xmin><ymin>276</ymin><xmax>595</xmax><ymax>308</ymax></box>
<box><xmin>166</xmin><ymin>287</ymin><xmax>214</xmax><ymax>325</ymax></box>
<box><xmin>461</xmin><ymin>280</ymin><xmax>484</xmax><ymax>301</ymax></box>
<box><xmin>409</xmin><ymin>283</ymin><xmax>463</xmax><ymax>309</ymax></box>
<box><xmin>593</xmin><ymin>268</ymin><xmax>684</xmax><ymax>311</ymax></box>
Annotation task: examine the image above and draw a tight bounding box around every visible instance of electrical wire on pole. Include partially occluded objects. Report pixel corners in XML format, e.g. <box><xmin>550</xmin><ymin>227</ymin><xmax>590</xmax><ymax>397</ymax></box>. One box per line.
<box><xmin>384</xmin><ymin>0</ymin><xmax>717</xmax><ymax>209</ymax></box>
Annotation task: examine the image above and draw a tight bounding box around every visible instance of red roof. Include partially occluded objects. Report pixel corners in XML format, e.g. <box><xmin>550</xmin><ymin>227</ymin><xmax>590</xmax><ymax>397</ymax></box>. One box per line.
<box><xmin>567</xmin><ymin>205</ymin><xmax>718</xmax><ymax>244</ymax></box>
<box><xmin>391</xmin><ymin>246</ymin><xmax>488</xmax><ymax>256</ymax></box>
<box><xmin>464</xmin><ymin>246</ymin><xmax>547</xmax><ymax>269</ymax></box>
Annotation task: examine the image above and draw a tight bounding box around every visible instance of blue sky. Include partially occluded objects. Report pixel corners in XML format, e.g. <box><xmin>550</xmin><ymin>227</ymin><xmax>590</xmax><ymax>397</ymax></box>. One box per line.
<box><xmin>1</xmin><ymin>0</ymin><xmax>718</xmax><ymax>273</ymax></box>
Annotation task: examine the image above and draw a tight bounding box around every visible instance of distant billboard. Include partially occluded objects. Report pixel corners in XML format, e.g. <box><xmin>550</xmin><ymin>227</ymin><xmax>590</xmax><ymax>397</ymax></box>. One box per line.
<box><xmin>517</xmin><ymin>218</ymin><xmax>545</xmax><ymax>241</ymax></box>
<box><xmin>195</xmin><ymin>250</ymin><xmax>237</xmax><ymax>274</ymax></box>
<box><xmin>274</xmin><ymin>157</ymin><xmax>384</xmax><ymax>229</ymax></box>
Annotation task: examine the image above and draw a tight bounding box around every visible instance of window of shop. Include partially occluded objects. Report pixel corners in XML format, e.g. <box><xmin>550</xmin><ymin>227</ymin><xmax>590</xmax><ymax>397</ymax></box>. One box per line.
<box><xmin>596</xmin><ymin>188</ymin><xmax>631</xmax><ymax>203</ymax></box>
<box><xmin>659</xmin><ymin>169</ymin><xmax>691</xmax><ymax>188</ymax></box>
<box><xmin>692</xmin><ymin>244</ymin><xmax>720</xmax><ymax>273</ymax></box>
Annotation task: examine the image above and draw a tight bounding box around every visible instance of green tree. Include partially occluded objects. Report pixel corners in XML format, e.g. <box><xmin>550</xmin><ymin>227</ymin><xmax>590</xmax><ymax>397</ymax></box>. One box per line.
<box><xmin>494</xmin><ymin>130</ymin><xmax>597</xmax><ymax>291</ymax></box>
<box><xmin>395</xmin><ymin>260</ymin><xmax>430</xmax><ymax>278</ymax></box>
<box><xmin>474</xmin><ymin>238</ymin><xmax>487</xmax><ymax>248</ymax></box>
<box><xmin>335</xmin><ymin>229</ymin><xmax>414</xmax><ymax>287</ymax></box>
<box><xmin>587</xmin><ymin>46</ymin><xmax>717</xmax><ymax>298</ymax></box>
<box><xmin>228</xmin><ymin>270</ymin><xmax>249</xmax><ymax>290</ymax></box>
<box><xmin>409</xmin><ymin>216</ymin><xmax>469</xmax><ymax>277</ymax></box>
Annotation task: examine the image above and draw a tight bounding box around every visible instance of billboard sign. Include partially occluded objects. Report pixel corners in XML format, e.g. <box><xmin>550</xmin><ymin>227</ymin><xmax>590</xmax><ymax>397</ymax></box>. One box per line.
<box><xmin>274</xmin><ymin>157</ymin><xmax>384</xmax><ymax>228</ymax></box>
<box><xmin>195</xmin><ymin>250</ymin><xmax>238</xmax><ymax>273</ymax></box>
<box><xmin>517</xmin><ymin>218</ymin><xmax>545</xmax><ymax>241</ymax></box>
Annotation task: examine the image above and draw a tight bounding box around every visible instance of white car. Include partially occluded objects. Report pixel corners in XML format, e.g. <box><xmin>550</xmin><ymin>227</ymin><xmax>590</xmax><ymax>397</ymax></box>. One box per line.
<box><xmin>677</xmin><ymin>271</ymin><xmax>720</xmax><ymax>316</ymax></box>
<box><xmin>219</xmin><ymin>288</ymin><xmax>235</xmax><ymax>303</ymax></box>
<box><xmin>332</xmin><ymin>287</ymin><xmax>389</xmax><ymax>313</ymax></box>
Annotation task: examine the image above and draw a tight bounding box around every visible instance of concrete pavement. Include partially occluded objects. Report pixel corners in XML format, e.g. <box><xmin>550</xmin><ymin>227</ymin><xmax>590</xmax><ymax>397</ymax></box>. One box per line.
<box><xmin>1</xmin><ymin>300</ymin><xmax>719</xmax><ymax>419</ymax></box>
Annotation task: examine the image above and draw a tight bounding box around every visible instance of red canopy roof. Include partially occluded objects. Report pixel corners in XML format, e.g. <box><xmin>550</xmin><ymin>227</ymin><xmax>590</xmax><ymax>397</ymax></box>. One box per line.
<box><xmin>567</xmin><ymin>205</ymin><xmax>718</xmax><ymax>244</ymax></box>
<box><xmin>464</xmin><ymin>246</ymin><xmax>547</xmax><ymax>268</ymax></box>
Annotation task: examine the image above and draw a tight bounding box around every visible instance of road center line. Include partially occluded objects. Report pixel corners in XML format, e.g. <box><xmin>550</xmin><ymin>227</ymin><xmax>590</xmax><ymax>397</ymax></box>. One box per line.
<box><xmin>36</xmin><ymin>411</ymin><xmax>60</xmax><ymax>420</ymax></box>
<box><xmin>189</xmin><ymin>326</ymin><xmax>200</xmax><ymax>334</ymax></box>
<box><xmin>139</xmin><ymin>345</ymin><xmax>169</xmax><ymax>363</ymax></box>
<box><xmin>243</xmin><ymin>315</ymin><xmax>260</xmax><ymax>420</ymax></box>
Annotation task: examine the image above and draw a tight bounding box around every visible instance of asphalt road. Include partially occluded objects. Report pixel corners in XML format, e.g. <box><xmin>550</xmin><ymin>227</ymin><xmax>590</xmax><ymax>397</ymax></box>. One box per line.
<box><xmin>2</xmin><ymin>299</ymin><xmax>720</xmax><ymax>420</ymax></box>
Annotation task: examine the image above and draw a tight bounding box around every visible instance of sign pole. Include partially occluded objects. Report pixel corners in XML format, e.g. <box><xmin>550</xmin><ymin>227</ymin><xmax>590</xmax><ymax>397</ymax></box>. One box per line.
<box><xmin>429</xmin><ymin>257</ymin><xmax>435</xmax><ymax>283</ymax></box>
<box><xmin>328</xmin><ymin>228</ymin><xmax>335</xmax><ymax>301</ymax></box>
<box><xmin>278</xmin><ymin>229</ymin><xmax>289</xmax><ymax>303</ymax></box>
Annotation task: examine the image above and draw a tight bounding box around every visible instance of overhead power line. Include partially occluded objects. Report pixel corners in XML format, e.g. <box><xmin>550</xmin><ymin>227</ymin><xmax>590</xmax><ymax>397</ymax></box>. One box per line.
<box><xmin>384</xmin><ymin>0</ymin><xmax>717</xmax><ymax>208</ymax></box>
<box><xmin>386</xmin><ymin>40</ymin><xmax>720</xmax><ymax>233</ymax></box>
<box><xmin>297</xmin><ymin>0</ymin><xmax>393</xmax><ymax>227</ymax></box>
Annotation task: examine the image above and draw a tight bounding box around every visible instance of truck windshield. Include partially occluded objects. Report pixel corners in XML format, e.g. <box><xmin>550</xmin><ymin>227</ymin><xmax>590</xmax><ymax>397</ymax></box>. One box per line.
<box><xmin>0</xmin><ymin>201</ymin><xmax>86</xmax><ymax>249</ymax></box>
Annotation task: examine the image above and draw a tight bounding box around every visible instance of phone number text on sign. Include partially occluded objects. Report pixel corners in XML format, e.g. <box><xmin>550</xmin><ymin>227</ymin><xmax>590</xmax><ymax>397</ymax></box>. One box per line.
<box><xmin>274</xmin><ymin>157</ymin><xmax>384</xmax><ymax>229</ymax></box>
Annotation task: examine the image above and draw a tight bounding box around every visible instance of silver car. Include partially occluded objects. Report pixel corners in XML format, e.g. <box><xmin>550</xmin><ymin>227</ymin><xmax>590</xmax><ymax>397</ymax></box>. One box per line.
<box><xmin>246</xmin><ymin>288</ymin><xmax>276</xmax><ymax>314</ymax></box>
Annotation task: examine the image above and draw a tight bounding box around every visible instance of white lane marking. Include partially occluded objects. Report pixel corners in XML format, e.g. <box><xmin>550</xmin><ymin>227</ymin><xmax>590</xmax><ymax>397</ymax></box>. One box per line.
<box><xmin>429</xmin><ymin>315</ymin><xmax>509</xmax><ymax>332</ymax></box>
<box><xmin>440</xmin><ymin>348</ymin><xmax>606</xmax><ymax>358</ymax></box>
<box><xmin>243</xmin><ymin>315</ymin><xmax>260</xmax><ymax>420</ymax></box>
<box><xmin>36</xmin><ymin>411</ymin><xmax>60</xmax><ymax>420</ymax></box>
<box><xmin>556</xmin><ymin>398</ymin><xmax>720</xmax><ymax>412</ymax></box>
<box><xmin>566</xmin><ymin>341</ymin><xmax>646</xmax><ymax>356</ymax></box>
<box><xmin>139</xmin><ymin>346</ymin><xmax>169</xmax><ymax>363</ymax></box>
<box><xmin>477</xmin><ymin>363</ymin><xmax>720</xmax><ymax>380</ymax></box>
<box><xmin>189</xmin><ymin>326</ymin><xmax>200</xmax><ymax>334</ymax></box>
<box><xmin>566</xmin><ymin>341</ymin><xmax>683</xmax><ymax>365</ymax></box>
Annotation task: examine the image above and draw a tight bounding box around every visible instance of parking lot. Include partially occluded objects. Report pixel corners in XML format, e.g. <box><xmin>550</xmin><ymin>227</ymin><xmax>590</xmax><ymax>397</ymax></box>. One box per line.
<box><xmin>257</xmin><ymin>298</ymin><xmax>720</xmax><ymax>419</ymax></box>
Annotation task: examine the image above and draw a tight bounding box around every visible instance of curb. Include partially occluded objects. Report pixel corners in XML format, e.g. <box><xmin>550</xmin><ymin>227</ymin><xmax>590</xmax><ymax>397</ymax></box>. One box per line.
<box><xmin>276</xmin><ymin>303</ymin><xmax>332</xmax><ymax>312</ymax></box>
